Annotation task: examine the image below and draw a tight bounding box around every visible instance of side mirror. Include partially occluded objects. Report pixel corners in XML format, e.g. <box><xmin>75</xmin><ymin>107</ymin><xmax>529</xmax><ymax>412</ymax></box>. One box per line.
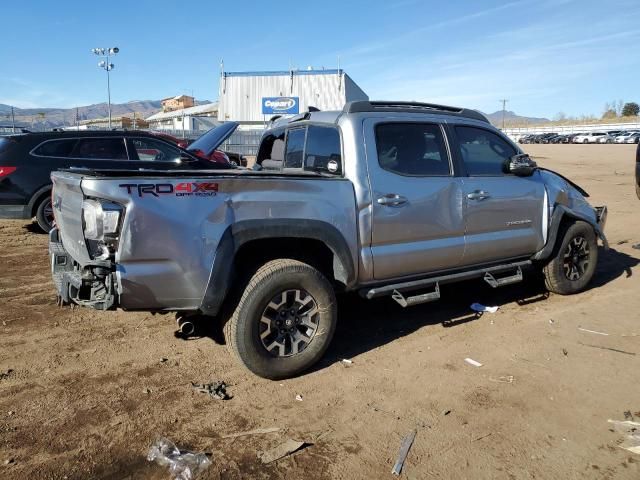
<box><xmin>503</xmin><ymin>153</ymin><xmax>537</xmax><ymax>177</ymax></box>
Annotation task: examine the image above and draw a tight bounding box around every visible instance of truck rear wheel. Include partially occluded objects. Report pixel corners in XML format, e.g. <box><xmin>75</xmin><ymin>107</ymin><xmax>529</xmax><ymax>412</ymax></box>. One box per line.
<box><xmin>543</xmin><ymin>221</ymin><xmax>598</xmax><ymax>295</ymax></box>
<box><xmin>224</xmin><ymin>259</ymin><xmax>337</xmax><ymax>379</ymax></box>
<box><xmin>35</xmin><ymin>195</ymin><xmax>54</xmax><ymax>233</ymax></box>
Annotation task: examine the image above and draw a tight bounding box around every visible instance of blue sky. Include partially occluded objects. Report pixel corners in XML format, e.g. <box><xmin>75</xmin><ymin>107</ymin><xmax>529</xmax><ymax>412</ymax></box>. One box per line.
<box><xmin>0</xmin><ymin>0</ymin><xmax>638</xmax><ymax>117</ymax></box>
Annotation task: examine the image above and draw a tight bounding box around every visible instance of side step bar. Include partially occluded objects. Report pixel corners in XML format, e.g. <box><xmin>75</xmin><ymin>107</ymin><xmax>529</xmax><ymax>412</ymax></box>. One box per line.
<box><xmin>483</xmin><ymin>267</ymin><xmax>523</xmax><ymax>288</ymax></box>
<box><xmin>363</xmin><ymin>260</ymin><xmax>531</xmax><ymax>301</ymax></box>
<box><xmin>392</xmin><ymin>283</ymin><xmax>440</xmax><ymax>307</ymax></box>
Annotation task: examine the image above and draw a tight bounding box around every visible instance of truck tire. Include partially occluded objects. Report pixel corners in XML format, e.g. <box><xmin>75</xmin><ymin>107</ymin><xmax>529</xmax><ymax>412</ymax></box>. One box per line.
<box><xmin>224</xmin><ymin>259</ymin><xmax>337</xmax><ymax>379</ymax></box>
<box><xmin>35</xmin><ymin>195</ymin><xmax>54</xmax><ymax>233</ymax></box>
<box><xmin>543</xmin><ymin>221</ymin><xmax>598</xmax><ymax>295</ymax></box>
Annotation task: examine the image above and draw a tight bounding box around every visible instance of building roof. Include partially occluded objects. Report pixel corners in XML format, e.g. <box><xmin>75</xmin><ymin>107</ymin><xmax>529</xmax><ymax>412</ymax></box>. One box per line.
<box><xmin>79</xmin><ymin>114</ymin><xmax>147</xmax><ymax>125</ymax></box>
<box><xmin>146</xmin><ymin>102</ymin><xmax>219</xmax><ymax>121</ymax></box>
<box><xmin>223</xmin><ymin>68</ymin><xmax>342</xmax><ymax>78</ymax></box>
<box><xmin>161</xmin><ymin>94</ymin><xmax>194</xmax><ymax>102</ymax></box>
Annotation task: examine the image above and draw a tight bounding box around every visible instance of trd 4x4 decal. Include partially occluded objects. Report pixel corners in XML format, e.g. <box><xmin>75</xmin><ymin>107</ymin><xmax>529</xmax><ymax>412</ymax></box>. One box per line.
<box><xmin>119</xmin><ymin>182</ymin><xmax>219</xmax><ymax>197</ymax></box>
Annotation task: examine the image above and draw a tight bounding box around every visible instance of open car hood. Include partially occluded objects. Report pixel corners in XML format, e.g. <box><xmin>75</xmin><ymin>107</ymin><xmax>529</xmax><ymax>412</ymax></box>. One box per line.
<box><xmin>187</xmin><ymin>122</ymin><xmax>239</xmax><ymax>156</ymax></box>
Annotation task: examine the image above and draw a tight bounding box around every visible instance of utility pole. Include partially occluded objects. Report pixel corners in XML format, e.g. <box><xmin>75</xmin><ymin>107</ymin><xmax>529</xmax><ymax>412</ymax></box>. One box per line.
<box><xmin>500</xmin><ymin>99</ymin><xmax>508</xmax><ymax>130</ymax></box>
<box><xmin>11</xmin><ymin>106</ymin><xmax>15</xmax><ymax>133</ymax></box>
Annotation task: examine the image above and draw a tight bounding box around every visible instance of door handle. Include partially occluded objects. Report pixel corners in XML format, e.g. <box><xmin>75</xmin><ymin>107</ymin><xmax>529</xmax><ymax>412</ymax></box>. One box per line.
<box><xmin>467</xmin><ymin>190</ymin><xmax>491</xmax><ymax>201</ymax></box>
<box><xmin>377</xmin><ymin>194</ymin><xmax>408</xmax><ymax>207</ymax></box>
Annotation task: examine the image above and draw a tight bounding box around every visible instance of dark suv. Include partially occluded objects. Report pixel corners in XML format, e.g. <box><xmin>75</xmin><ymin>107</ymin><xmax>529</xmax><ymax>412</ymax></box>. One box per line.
<box><xmin>0</xmin><ymin>130</ymin><xmax>225</xmax><ymax>232</ymax></box>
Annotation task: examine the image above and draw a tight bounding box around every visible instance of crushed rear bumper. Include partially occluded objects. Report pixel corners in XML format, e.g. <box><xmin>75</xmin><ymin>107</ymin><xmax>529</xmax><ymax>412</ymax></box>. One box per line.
<box><xmin>49</xmin><ymin>228</ymin><xmax>118</xmax><ymax>310</ymax></box>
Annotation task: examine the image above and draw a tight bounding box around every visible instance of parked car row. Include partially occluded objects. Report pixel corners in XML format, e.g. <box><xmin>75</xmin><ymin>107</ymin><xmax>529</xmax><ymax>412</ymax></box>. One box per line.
<box><xmin>516</xmin><ymin>131</ymin><xmax>640</xmax><ymax>144</ymax></box>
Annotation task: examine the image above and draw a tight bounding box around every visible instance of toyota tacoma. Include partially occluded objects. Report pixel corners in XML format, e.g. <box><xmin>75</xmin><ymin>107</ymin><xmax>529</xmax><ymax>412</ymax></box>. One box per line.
<box><xmin>49</xmin><ymin>101</ymin><xmax>608</xmax><ymax>379</ymax></box>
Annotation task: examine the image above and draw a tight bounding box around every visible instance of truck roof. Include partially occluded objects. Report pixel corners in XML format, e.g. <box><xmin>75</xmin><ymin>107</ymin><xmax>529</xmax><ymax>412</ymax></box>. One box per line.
<box><xmin>269</xmin><ymin>100</ymin><xmax>489</xmax><ymax>130</ymax></box>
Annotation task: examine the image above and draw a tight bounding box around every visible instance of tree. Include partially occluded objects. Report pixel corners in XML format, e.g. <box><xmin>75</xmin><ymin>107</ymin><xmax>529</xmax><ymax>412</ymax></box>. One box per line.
<box><xmin>553</xmin><ymin>112</ymin><xmax>567</xmax><ymax>122</ymax></box>
<box><xmin>621</xmin><ymin>102</ymin><xmax>640</xmax><ymax>117</ymax></box>
<box><xmin>602</xmin><ymin>108</ymin><xmax>617</xmax><ymax>119</ymax></box>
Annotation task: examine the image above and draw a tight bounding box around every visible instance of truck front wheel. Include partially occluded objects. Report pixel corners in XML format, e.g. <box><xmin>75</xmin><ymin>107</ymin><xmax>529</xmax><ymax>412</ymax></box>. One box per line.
<box><xmin>543</xmin><ymin>221</ymin><xmax>598</xmax><ymax>295</ymax></box>
<box><xmin>224</xmin><ymin>259</ymin><xmax>337</xmax><ymax>379</ymax></box>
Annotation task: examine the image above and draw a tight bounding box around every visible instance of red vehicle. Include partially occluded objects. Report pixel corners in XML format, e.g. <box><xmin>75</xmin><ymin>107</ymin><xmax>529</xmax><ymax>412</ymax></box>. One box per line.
<box><xmin>147</xmin><ymin>131</ymin><xmax>190</xmax><ymax>149</ymax></box>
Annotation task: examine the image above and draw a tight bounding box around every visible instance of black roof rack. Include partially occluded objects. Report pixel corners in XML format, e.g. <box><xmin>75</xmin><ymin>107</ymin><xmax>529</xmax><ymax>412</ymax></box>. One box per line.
<box><xmin>343</xmin><ymin>100</ymin><xmax>489</xmax><ymax>123</ymax></box>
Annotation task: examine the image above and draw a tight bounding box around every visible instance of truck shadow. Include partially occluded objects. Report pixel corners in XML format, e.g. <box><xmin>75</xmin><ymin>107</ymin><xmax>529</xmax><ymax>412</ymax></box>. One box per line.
<box><xmin>310</xmin><ymin>246</ymin><xmax>638</xmax><ymax>373</ymax></box>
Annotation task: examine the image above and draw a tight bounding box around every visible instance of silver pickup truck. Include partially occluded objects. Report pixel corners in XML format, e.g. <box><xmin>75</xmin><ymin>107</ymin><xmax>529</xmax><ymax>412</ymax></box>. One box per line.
<box><xmin>49</xmin><ymin>101</ymin><xmax>607</xmax><ymax>379</ymax></box>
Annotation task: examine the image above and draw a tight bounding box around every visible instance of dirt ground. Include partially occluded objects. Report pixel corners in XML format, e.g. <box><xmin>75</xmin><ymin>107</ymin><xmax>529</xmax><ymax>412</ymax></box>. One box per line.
<box><xmin>1</xmin><ymin>144</ymin><xmax>639</xmax><ymax>479</ymax></box>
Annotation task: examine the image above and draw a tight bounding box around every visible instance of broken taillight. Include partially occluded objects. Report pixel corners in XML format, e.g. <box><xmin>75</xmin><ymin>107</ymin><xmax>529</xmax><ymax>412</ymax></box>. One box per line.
<box><xmin>0</xmin><ymin>166</ymin><xmax>17</xmax><ymax>178</ymax></box>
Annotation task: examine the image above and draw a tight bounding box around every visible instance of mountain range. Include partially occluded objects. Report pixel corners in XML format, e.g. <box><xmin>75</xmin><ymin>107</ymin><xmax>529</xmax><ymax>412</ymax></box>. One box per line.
<box><xmin>1</xmin><ymin>101</ymin><xmax>549</xmax><ymax>129</ymax></box>
<box><xmin>0</xmin><ymin>100</ymin><xmax>211</xmax><ymax>129</ymax></box>
<box><xmin>484</xmin><ymin>110</ymin><xmax>550</xmax><ymax>126</ymax></box>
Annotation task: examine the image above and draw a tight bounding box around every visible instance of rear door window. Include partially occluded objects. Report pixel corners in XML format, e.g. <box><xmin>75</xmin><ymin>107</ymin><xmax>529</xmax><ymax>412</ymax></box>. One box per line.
<box><xmin>130</xmin><ymin>137</ymin><xmax>182</xmax><ymax>162</ymax></box>
<box><xmin>455</xmin><ymin>126</ymin><xmax>516</xmax><ymax>176</ymax></box>
<box><xmin>375</xmin><ymin>123</ymin><xmax>451</xmax><ymax>176</ymax></box>
<box><xmin>284</xmin><ymin>128</ymin><xmax>306</xmax><ymax>168</ymax></box>
<box><xmin>304</xmin><ymin>125</ymin><xmax>342</xmax><ymax>174</ymax></box>
<box><xmin>70</xmin><ymin>138</ymin><xmax>128</xmax><ymax>160</ymax></box>
<box><xmin>33</xmin><ymin>139</ymin><xmax>79</xmax><ymax>158</ymax></box>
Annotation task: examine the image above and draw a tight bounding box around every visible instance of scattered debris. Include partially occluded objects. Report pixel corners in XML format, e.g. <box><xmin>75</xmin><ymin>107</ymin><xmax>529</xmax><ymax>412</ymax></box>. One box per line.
<box><xmin>143</xmin><ymin>388</ymin><xmax>152</xmax><ymax>394</ymax></box>
<box><xmin>341</xmin><ymin>359</ymin><xmax>353</xmax><ymax>367</ymax></box>
<box><xmin>624</xmin><ymin>411</ymin><xmax>634</xmax><ymax>421</ymax></box>
<box><xmin>147</xmin><ymin>437</ymin><xmax>211</xmax><ymax>480</ymax></box>
<box><xmin>222</xmin><ymin>427</ymin><xmax>280</xmax><ymax>439</ymax></box>
<box><xmin>369</xmin><ymin>403</ymin><xmax>401</xmax><ymax>420</ymax></box>
<box><xmin>0</xmin><ymin>369</ymin><xmax>13</xmax><ymax>380</ymax></box>
<box><xmin>464</xmin><ymin>358</ymin><xmax>483</xmax><ymax>367</ymax></box>
<box><xmin>578</xmin><ymin>327</ymin><xmax>609</xmax><ymax>336</ymax></box>
<box><xmin>470</xmin><ymin>303</ymin><xmax>499</xmax><ymax>313</ymax></box>
<box><xmin>607</xmin><ymin>419</ymin><xmax>640</xmax><ymax>455</ymax></box>
<box><xmin>562</xmin><ymin>348</ymin><xmax>568</xmax><ymax>356</ymax></box>
<box><xmin>617</xmin><ymin>239</ymin><xmax>629</xmax><ymax>245</ymax></box>
<box><xmin>443</xmin><ymin>409</ymin><xmax>451</xmax><ymax>416</ymax></box>
<box><xmin>160</xmin><ymin>357</ymin><xmax>169</xmax><ymax>363</ymax></box>
<box><xmin>511</xmin><ymin>354</ymin><xmax>547</xmax><ymax>369</ymax></box>
<box><xmin>391</xmin><ymin>429</ymin><xmax>417</xmax><ymax>476</ymax></box>
<box><xmin>258</xmin><ymin>439</ymin><xmax>307</xmax><ymax>464</ymax></box>
<box><xmin>4</xmin><ymin>458</ymin><xmax>15</xmax><ymax>465</ymax></box>
<box><xmin>295</xmin><ymin>394</ymin><xmax>303</xmax><ymax>402</ymax></box>
<box><xmin>489</xmin><ymin>375</ymin><xmax>514</xmax><ymax>384</ymax></box>
<box><xmin>549</xmin><ymin>319</ymin><xmax>555</xmax><ymax>324</ymax></box>
<box><xmin>578</xmin><ymin>342</ymin><xmax>636</xmax><ymax>356</ymax></box>
<box><xmin>473</xmin><ymin>433</ymin><xmax>493</xmax><ymax>442</ymax></box>
<box><xmin>191</xmin><ymin>381</ymin><xmax>231</xmax><ymax>400</ymax></box>
<box><xmin>632</xmin><ymin>243</ymin><xmax>640</xmax><ymax>250</ymax></box>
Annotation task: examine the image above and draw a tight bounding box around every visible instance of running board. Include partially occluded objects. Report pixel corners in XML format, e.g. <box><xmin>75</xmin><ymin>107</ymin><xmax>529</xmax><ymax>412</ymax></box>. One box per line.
<box><xmin>392</xmin><ymin>283</ymin><xmax>440</xmax><ymax>308</ymax></box>
<box><xmin>363</xmin><ymin>260</ymin><xmax>531</xmax><ymax>301</ymax></box>
<box><xmin>483</xmin><ymin>267</ymin><xmax>523</xmax><ymax>288</ymax></box>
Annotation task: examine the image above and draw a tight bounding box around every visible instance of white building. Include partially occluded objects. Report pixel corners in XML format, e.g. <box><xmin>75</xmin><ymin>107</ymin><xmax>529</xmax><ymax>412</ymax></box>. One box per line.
<box><xmin>146</xmin><ymin>102</ymin><xmax>219</xmax><ymax>133</ymax></box>
<box><xmin>217</xmin><ymin>68</ymin><xmax>368</xmax><ymax>129</ymax></box>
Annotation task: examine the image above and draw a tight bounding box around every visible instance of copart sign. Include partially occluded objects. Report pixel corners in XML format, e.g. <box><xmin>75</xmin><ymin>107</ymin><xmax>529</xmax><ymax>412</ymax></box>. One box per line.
<box><xmin>262</xmin><ymin>97</ymin><xmax>299</xmax><ymax>115</ymax></box>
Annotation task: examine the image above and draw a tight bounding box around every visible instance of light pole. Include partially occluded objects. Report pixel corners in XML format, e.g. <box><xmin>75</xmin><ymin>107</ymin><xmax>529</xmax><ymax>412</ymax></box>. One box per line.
<box><xmin>91</xmin><ymin>47</ymin><xmax>119</xmax><ymax>129</ymax></box>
